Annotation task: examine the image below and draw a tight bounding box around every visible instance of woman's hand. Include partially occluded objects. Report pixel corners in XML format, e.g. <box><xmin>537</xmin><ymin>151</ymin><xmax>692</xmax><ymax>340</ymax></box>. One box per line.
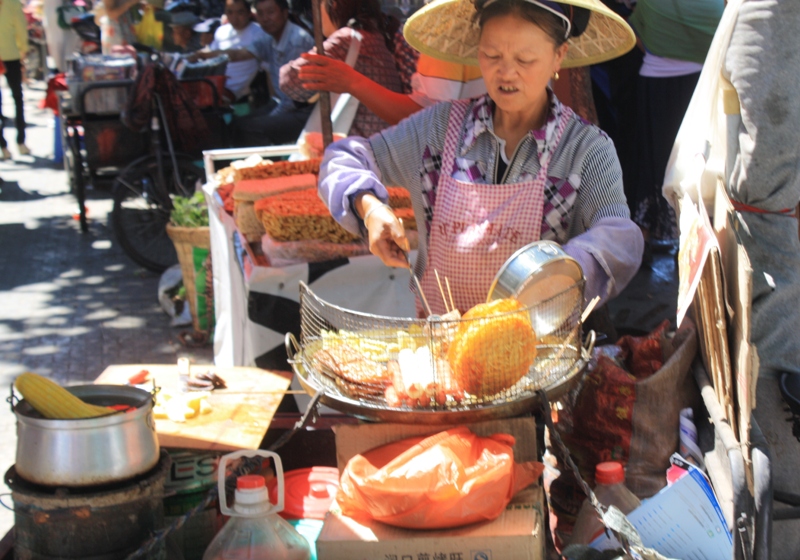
<box><xmin>358</xmin><ymin>194</ymin><xmax>409</xmax><ymax>269</ymax></box>
<box><xmin>298</xmin><ymin>53</ymin><xmax>360</xmax><ymax>94</ymax></box>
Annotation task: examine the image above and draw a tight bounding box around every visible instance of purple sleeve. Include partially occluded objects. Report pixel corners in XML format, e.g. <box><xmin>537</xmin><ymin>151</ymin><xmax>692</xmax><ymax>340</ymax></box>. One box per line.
<box><xmin>563</xmin><ymin>216</ymin><xmax>644</xmax><ymax>306</ymax></box>
<box><xmin>318</xmin><ymin>136</ymin><xmax>390</xmax><ymax>236</ymax></box>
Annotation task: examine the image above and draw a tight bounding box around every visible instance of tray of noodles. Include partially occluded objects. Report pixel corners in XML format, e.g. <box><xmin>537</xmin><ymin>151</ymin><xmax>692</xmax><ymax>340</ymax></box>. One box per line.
<box><xmin>287</xmin><ymin>281</ymin><xmax>595</xmax><ymax>423</ymax></box>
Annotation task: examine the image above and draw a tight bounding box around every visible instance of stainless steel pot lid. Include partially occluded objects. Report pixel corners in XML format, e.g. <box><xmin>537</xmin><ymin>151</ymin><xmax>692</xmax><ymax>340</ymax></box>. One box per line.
<box><xmin>487</xmin><ymin>241</ymin><xmax>584</xmax><ymax>336</ymax></box>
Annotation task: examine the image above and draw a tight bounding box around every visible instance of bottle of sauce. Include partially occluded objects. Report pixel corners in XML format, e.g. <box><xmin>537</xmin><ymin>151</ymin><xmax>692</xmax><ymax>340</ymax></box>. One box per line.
<box><xmin>569</xmin><ymin>461</ymin><xmax>641</xmax><ymax>546</ymax></box>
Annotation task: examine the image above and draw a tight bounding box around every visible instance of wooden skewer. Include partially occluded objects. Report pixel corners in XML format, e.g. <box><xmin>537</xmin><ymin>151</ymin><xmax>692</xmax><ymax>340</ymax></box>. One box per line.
<box><xmin>434</xmin><ymin>270</ymin><xmax>450</xmax><ymax>313</ymax></box>
<box><xmin>581</xmin><ymin>295</ymin><xmax>601</xmax><ymax>324</ymax></box>
<box><xmin>445</xmin><ymin>277</ymin><xmax>456</xmax><ymax>312</ymax></box>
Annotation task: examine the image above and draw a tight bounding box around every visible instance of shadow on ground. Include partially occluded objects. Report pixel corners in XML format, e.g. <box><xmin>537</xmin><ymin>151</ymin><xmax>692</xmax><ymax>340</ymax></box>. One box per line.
<box><xmin>0</xmin><ymin>212</ymin><xmax>212</xmax><ymax>387</ymax></box>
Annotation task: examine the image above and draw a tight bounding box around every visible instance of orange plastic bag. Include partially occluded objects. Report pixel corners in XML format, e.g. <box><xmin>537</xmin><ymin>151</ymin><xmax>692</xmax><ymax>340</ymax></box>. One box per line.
<box><xmin>336</xmin><ymin>426</ymin><xmax>544</xmax><ymax>529</ymax></box>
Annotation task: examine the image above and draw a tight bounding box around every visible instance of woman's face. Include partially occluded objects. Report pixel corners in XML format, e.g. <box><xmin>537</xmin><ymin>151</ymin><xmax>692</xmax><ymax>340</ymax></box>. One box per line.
<box><xmin>478</xmin><ymin>13</ymin><xmax>568</xmax><ymax>115</ymax></box>
<box><xmin>321</xmin><ymin>2</ymin><xmax>337</xmax><ymax>37</ymax></box>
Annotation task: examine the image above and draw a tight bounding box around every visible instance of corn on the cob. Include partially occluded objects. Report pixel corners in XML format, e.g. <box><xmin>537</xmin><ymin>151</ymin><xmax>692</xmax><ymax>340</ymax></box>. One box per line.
<box><xmin>14</xmin><ymin>372</ymin><xmax>115</xmax><ymax>419</ymax></box>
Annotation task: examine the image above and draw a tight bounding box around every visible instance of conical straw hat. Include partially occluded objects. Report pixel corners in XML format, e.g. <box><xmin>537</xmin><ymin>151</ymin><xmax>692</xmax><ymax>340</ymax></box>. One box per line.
<box><xmin>404</xmin><ymin>0</ymin><xmax>636</xmax><ymax>68</ymax></box>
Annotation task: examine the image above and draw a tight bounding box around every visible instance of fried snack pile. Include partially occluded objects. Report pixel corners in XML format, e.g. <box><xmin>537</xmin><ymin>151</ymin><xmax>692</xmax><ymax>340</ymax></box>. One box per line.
<box><xmin>313</xmin><ymin>344</ymin><xmax>393</xmax><ymax>398</ymax></box>
<box><xmin>447</xmin><ymin>299</ymin><xmax>538</xmax><ymax>398</ymax></box>
<box><xmin>311</xmin><ymin>326</ymin><xmax>465</xmax><ymax>407</ymax></box>
<box><xmin>254</xmin><ymin>188</ymin><xmax>361</xmax><ymax>244</ymax></box>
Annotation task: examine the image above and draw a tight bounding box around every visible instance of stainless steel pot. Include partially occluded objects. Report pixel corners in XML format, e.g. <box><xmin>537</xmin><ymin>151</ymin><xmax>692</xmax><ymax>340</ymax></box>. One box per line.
<box><xmin>488</xmin><ymin>240</ymin><xmax>584</xmax><ymax>336</ymax></box>
<box><xmin>13</xmin><ymin>384</ymin><xmax>160</xmax><ymax>487</ymax></box>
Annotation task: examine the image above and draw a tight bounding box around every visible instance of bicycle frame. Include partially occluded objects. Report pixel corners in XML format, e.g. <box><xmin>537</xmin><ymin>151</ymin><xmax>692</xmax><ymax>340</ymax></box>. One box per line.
<box><xmin>150</xmin><ymin>92</ymin><xmax>186</xmax><ymax>210</ymax></box>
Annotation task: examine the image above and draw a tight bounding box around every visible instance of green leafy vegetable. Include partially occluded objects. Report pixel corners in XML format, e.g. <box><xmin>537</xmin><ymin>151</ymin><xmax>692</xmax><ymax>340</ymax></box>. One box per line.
<box><xmin>170</xmin><ymin>191</ymin><xmax>209</xmax><ymax>228</ymax></box>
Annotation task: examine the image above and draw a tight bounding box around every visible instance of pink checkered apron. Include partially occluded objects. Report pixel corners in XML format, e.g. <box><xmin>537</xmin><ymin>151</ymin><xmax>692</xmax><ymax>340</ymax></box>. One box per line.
<box><xmin>417</xmin><ymin>99</ymin><xmax>572</xmax><ymax>316</ymax></box>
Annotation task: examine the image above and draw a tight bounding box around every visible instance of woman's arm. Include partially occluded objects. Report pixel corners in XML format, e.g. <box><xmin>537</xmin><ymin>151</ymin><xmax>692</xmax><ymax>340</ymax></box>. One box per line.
<box><xmin>564</xmin><ymin>217</ymin><xmax>643</xmax><ymax>305</ymax></box>
<box><xmin>103</xmin><ymin>0</ymin><xmax>140</xmax><ymax>22</ymax></box>
<box><xmin>562</xmin><ymin>134</ymin><xmax>644</xmax><ymax>304</ymax></box>
<box><xmin>190</xmin><ymin>48</ymin><xmax>255</xmax><ymax>62</ymax></box>
<box><xmin>297</xmin><ymin>53</ymin><xmax>422</xmax><ymax>125</ymax></box>
<box><xmin>279</xmin><ymin>27</ymin><xmax>352</xmax><ymax>103</ymax></box>
<box><xmin>319</xmin><ymin>101</ymin><xmax>450</xmax><ymax>234</ymax></box>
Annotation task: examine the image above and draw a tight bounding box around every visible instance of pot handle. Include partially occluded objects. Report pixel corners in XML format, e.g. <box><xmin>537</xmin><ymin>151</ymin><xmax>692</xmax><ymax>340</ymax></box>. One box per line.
<box><xmin>0</xmin><ymin>493</ymin><xmax>16</xmax><ymax>513</ymax></box>
<box><xmin>7</xmin><ymin>383</ymin><xmax>19</xmax><ymax>414</ymax></box>
<box><xmin>217</xmin><ymin>449</ymin><xmax>284</xmax><ymax>518</ymax></box>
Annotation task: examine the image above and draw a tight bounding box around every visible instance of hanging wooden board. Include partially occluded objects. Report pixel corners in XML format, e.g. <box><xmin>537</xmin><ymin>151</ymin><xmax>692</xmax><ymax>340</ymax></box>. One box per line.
<box><xmin>95</xmin><ymin>364</ymin><xmax>292</xmax><ymax>451</ymax></box>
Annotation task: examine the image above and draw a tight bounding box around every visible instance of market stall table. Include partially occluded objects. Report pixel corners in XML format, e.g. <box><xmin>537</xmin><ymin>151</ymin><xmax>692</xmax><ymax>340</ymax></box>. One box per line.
<box><xmin>95</xmin><ymin>364</ymin><xmax>291</xmax><ymax>451</ymax></box>
<box><xmin>202</xmin><ymin>151</ymin><xmax>417</xmax><ymax>414</ymax></box>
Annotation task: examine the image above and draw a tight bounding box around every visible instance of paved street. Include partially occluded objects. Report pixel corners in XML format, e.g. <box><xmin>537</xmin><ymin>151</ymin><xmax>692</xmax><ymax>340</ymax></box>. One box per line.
<box><xmin>0</xmin><ymin>79</ymin><xmax>213</xmax><ymax>538</ymax></box>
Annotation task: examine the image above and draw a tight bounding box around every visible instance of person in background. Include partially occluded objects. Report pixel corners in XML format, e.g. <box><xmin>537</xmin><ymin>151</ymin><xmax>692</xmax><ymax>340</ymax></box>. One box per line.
<box><xmin>229</xmin><ymin>0</ymin><xmax>314</xmax><ymax>145</ymax></box>
<box><xmin>722</xmin><ymin>2</ymin><xmax>800</xmax><ymax>556</ymax></box>
<box><xmin>293</xmin><ymin>1</ymin><xmax>486</xmax><ymax>127</ymax></box>
<box><xmin>167</xmin><ymin>11</ymin><xmax>203</xmax><ymax>52</ymax></box>
<box><xmin>94</xmin><ymin>0</ymin><xmax>140</xmax><ymax>54</ymax></box>
<box><xmin>207</xmin><ymin>0</ymin><xmax>266</xmax><ymax>101</ymax></box>
<box><xmin>279</xmin><ymin>0</ymin><xmax>404</xmax><ymax>138</ymax></box>
<box><xmin>589</xmin><ymin>0</ymin><xmax>641</xmax><ymax>219</ymax></box>
<box><xmin>194</xmin><ymin>0</ymin><xmax>314</xmax><ymax>145</ymax></box>
<box><xmin>42</xmin><ymin>0</ymin><xmax>82</xmax><ymax>73</ymax></box>
<box><xmin>0</xmin><ymin>0</ymin><xmax>30</xmax><ymax>159</ymax></box>
<box><xmin>627</xmin><ymin>0</ymin><xmax>724</xmax><ymax>262</ymax></box>
<box><xmin>194</xmin><ymin>17</ymin><xmax>221</xmax><ymax>47</ymax></box>
<box><xmin>297</xmin><ymin>51</ymin><xmax>485</xmax><ymax>126</ymax></box>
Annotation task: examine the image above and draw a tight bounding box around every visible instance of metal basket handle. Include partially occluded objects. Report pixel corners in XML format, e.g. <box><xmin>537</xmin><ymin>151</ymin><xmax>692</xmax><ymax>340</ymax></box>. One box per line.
<box><xmin>285</xmin><ymin>332</ymin><xmax>301</xmax><ymax>365</ymax></box>
<box><xmin>583</xmin><ymin>329</ymin><xmax>596</xmax><ymax>358</ymax></box>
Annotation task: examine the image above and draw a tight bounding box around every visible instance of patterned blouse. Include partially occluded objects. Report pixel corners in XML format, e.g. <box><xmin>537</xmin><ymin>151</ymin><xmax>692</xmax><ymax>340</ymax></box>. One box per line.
<box><xmin>319</xmin><ymin>92</ymin><xmax>644</xmax><ymax>305</ymax></box>
<box><xmin>279</xmin><ymin>27</ymin><xmax>403</xmax><ymax>138</ymax></box>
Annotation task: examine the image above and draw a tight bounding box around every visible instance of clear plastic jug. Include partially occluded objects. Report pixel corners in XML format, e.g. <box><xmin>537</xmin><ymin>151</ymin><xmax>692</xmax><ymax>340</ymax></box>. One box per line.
<box><xmin>202</xmin><ymin>450</ymin><xmax>312</xmax><ymax>560</ymax></box>
<box><xmin>569</xmin><ymin>461</ymin><xmax>641</xmax><ymax>546</ymax></box>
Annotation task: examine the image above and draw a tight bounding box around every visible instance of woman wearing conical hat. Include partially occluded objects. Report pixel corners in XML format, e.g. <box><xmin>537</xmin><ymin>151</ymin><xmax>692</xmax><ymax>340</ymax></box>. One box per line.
<box><xmin>319</xmin><ymin>0</ymin><xmax>643</xmax><ymax>315</ymax></box>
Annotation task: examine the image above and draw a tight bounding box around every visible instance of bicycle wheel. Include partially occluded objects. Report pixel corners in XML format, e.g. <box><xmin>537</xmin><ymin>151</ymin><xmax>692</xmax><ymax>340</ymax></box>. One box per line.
<box><xmin>112</xmin><ymin>153</ymin><xmax>205</xmax><ymax>273</ymax></box>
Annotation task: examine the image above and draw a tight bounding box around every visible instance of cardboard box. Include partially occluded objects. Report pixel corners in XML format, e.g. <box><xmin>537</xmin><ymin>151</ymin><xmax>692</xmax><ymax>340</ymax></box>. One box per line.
<box><xmin>317</xmin><ymin>417</ymin><xmax>544</xmax><ymax>560</ymax></box>
<box><xmin>331</xmin><ymin>417</ymin><xmax>539</xmax><ymax>469</ymax></box>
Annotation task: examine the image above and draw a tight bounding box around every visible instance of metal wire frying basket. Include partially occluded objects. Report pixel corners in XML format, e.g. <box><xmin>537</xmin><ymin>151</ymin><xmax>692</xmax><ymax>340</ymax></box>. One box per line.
<box><xmin>287</xmin><ymin>280</ymin><xmax>593</xmax><ymax>423</ymax></box>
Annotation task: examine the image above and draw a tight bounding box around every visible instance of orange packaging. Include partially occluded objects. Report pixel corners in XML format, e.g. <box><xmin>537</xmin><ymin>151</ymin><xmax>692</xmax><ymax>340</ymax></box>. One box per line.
<box><xmin>336</xmin><ymin>426</ymin><xmax>543</xmax><ymax>530</ymax></box>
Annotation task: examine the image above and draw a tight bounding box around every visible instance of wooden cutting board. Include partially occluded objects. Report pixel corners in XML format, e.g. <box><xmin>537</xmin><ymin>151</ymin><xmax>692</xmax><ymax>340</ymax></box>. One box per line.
<box><xmin>95</xmin><ymin>364</ymin><xmax>292</xmax><ymax>451</ymax></box>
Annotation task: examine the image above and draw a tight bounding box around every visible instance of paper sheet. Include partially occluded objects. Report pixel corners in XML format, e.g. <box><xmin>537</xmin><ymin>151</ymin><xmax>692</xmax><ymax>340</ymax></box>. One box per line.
<box><xmin>591</xmin><ymin>465</ymin><xmax>733</xmax><ymax>560</ymax></box>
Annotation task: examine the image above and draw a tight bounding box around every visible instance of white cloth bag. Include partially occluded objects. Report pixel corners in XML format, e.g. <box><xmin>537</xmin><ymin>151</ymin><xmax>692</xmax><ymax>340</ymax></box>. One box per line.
<box><xmin>661</xmin><ymin>0</ymin><xmax>744</xmax><ymax>214</ymax></box>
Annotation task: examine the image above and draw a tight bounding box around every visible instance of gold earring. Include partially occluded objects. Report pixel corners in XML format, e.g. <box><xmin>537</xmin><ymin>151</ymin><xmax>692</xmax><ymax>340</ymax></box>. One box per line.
<box><xmin>553</xmin><ymin>71</ymin><xmax>560</xmax><ymax>81</ymax></box>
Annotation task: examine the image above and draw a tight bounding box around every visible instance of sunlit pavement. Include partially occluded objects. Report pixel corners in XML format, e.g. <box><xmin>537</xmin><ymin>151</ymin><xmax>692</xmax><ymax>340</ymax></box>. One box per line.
<box><xmin>0</xmin><ymin>79</ymin><xmax>213</xmax><ymax>537</ymax></box>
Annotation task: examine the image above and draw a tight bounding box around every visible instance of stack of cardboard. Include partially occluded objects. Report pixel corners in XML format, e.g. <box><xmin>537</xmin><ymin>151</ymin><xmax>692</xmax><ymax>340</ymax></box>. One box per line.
<box><xmin>316</xmin><ymin>417</ymin><xmax>545</xmax><ymax>560</ymax></box>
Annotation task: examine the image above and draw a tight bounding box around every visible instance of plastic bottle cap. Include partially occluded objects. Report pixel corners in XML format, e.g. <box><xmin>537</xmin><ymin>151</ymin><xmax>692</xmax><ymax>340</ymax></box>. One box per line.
<box><xmin>237</xmin><ymin>475</ymin><xmax>266</xmax><ymax>490</ymax></box>
<box><xmin>595</xmin><ymin>462</ymin><xmax>625</xmax><ymax>485</ymax></box>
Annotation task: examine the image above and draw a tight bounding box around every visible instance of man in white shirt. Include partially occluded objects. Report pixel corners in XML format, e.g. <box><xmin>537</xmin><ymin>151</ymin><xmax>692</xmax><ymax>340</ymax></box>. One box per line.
<box><xmin>209</xmin><ymin>0</ymin><xmax>267</xmax><ymax>101</ymax></box>
<box><xmin>228</xmin><ymin>0</ymin><xmax>314</xmax><ymax>146</ymax></box>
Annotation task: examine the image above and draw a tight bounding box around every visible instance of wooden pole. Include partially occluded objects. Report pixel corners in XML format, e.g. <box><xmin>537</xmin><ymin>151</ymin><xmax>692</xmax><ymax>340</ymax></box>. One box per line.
<box><xmin>311</xmin><ymin>0</ymin><xmax>334</xmax><ymax>149</ymax></box>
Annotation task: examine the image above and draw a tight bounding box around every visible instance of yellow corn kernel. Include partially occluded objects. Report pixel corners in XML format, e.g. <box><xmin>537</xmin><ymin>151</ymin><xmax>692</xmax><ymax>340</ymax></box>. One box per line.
<box><xmin>15</xmin><ymin>373</ymin><xmax>115</xmax><ymax>419</ymax></box>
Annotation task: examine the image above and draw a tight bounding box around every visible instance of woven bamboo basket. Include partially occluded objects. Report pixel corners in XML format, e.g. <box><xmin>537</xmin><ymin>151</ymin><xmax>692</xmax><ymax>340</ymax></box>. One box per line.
<box><xmin>166</xmin><ymin>224</ymin><xmax>212</xmax><ymax>333</ymax></box>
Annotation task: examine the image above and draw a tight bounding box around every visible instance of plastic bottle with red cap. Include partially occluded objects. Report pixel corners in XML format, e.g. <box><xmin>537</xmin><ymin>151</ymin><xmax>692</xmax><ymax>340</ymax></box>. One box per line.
<box><xmin>202</xmin><ymin>451</ymin><xmax>311</xmax><ymax>560</ymax></box>
<box><xmin>568</xmin><ymin>461</ymin><xmax>642</xmax><ymax>546</ymax></box>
